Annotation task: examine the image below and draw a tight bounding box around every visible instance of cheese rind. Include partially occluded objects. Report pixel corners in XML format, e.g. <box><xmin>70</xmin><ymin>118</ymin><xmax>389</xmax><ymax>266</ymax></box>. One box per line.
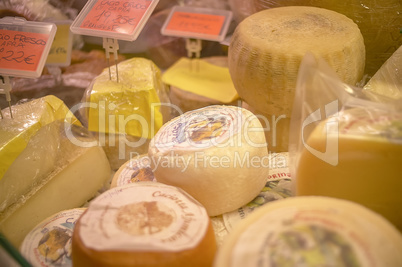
<box><xmin>149</xmin><ymin>105</ymin><xmax>269</xmax><ymax>216</ymax></box>
<box><xmin>72</xmin><ymin>182</ymin><xmax>216</xmax><ymax>267</ymax></box>
<box><xmin>214</xmin><ymin>196</ymin><xmax>402</xmax><ymax>267</ymax></box>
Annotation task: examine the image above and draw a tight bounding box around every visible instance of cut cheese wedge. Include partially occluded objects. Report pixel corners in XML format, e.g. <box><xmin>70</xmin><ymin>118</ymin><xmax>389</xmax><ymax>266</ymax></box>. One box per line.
<box><xmin>148</xmin><ymin>105</ymin><xmax>269</xmax><ymax>217</ymax></box>
<box><xmin>295</xmin><ymin>108</ymin><xmax>402</xmax><ymax>232</ymax></box>
<box><xmin>214</xmin><ymin>196</ymin><xmax>402</xmax><ymax>267</ymax></box>
<box><xmin>229</xmin><ymin>6</ymin><xmax>365</xmax><ymax>152</ymax></box>
<box><xmin>71</xmin><ymin>182</ymin><xmax>216</xmax><ymax>267</ymax></box>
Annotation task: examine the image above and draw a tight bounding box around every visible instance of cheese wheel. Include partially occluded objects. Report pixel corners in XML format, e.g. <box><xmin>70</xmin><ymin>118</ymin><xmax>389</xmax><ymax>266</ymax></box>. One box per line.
<box><xmin>71</xmin><ymin>183</ymin><xmax>216</xmax><ymax>267</ymax></box>
<box><xmin>214</xmin><ymin>196</ymin><xmax>402</xmax><ymax>267</ymax></box>
<box><xmin>148</xmin><ymin>105</ymin><xmax>269</xmax><ymax>216</ymax></box>
<box><xmin>295</xmin><ymin>108</ymin><xmax>402</xmax><ymax>232</ymax></box>
<box><xmin>229</xmin><ymin>6</ymin><xmax>365</xmax><ymax>152</ymax></box>
<box><xmin>20</xmin><ymin>208</ymin><xmax>85</xmax><ymax>267</ymax></box>
<box><xmin>110</xmin><ymin>154</ymin><xmax>156</xmax><ymax>188</ymax></box>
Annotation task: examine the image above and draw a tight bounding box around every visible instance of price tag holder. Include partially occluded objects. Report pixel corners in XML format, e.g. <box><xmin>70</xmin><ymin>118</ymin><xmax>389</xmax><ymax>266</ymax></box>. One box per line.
<box><xmin>0</xmin><ymin>17</ymin><xmax>56</xmax><ymax>78</ymax></box>
<box><xmin>70</xmin><ymin>0</ymin><xmax>160</xmax><ymax>41</ymax></box>
<box><xmin>46</xmin><ymin>20</ymin><xmax>73</xmax><ymax>67</ymax></box>
<box><xmin>161</xmin><ymin>6</ymin><xmax>233</xmax><ymax>42</ymax></box>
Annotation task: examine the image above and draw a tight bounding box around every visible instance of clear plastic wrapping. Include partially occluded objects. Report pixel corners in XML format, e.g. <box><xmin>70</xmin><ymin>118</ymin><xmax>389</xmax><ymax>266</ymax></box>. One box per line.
<box><xmin>289</xmin><ymin>52</ymin><xmax>402</xmax><ymax>231</ymax></box>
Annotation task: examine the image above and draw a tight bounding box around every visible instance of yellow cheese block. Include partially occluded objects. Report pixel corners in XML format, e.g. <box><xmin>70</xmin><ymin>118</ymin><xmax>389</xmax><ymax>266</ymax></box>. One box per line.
<box><xmin>148</xmin><ymin>105</ymin><xmax>269</xmax><ymax>217</ymax></box>
<box><xmin>229</xmin><ymin>6</ymin><xmax>365</xmax><ymax>152</ymax></box>
<box><xmin>214</xmin><ymin>196</ymin><xmax>402</xmax><ymax>266</ymax></box>
<box><xmin>295</xmin><ymin>108</ymin><xmax>402</xmax><ymax>232</ymax></box>
<box><xmin>71</xmin><ymin>182</ymin><xmax>216</xmax><ymax>267</ymax></box>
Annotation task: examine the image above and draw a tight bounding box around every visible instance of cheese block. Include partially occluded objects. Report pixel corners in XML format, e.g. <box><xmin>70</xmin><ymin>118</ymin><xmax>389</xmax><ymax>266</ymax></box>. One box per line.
<box><xmin>71</xmin><ymin>182</ymin><xmax>216</xmax><ymax>267</ymax></box>
<box><xmin>81</xmin><ymin>57</ymin><xmax>169</xmax><ymax>170</ymax></box>
<box><xmin>253</xmin><ymin>0</ymin><xmax>402</xmax><ymax>77</ymax></box>
<box><xmin>0</xmin><ymin>97</ymin><xmax>111</xmax><ymax>248</ymax></box>
<box><xmin>229</xmin><ymin>6</ymin><xmax>365</xmax><ymax>152</ymax></box>
<box><xmin>214</xmin><ymin>196</ymin><xmax>402</xmax><ymax>267</ymax></box>
<box><xmin>148</xmin><ymin>105</ymin><xmax>269</xmax><ymax>217</ymax></box>
<box><xmin>20</xmin><ymin>208</ymin><xmax>85</xmax><ymax>267</ymax></box>
<box><xmin>110</xmin><ymin>154</ymin><xmax>156</xmax><ymax>188</ymax></box>
<box><xmin>295</xmin><ymin>107</ymin><xmax>402</xmax><ymax>232</ymax></box>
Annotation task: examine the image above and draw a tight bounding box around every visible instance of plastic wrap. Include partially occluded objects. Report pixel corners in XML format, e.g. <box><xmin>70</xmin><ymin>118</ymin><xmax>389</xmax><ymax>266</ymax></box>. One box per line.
<box><xmin>0</xmin><ymin>95</ymin><xmax>112</xmax><ymax>247</ymax></box>
<box><xmin>80</xmin><ymin>57</ymin><xmax>171</xmax><ymax>170</ymax></box>
<box><xmin>289</xmin><ymin>52</ymin><xmax>402</xmax><ymax>231</ymax></box>
<box><xmin>251</xmin><ymin>0</ymin><xmax>402</xmax><ymax>77</ymax></box>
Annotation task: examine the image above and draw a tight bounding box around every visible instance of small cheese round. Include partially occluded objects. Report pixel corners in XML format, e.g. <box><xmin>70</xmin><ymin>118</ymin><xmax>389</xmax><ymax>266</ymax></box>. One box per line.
<box><xmin>229</xmin><ymin>6</ymin><xmax>365</xmax><ymax>151</ymax></box>
<box><xmin>71</xmin><ymin>182</ymin><xmax>216</xmax><ymax>267</ymax></box>
<box><xmin>214</xmin><ymin>196</ymin><xmax>402</xmax><ymax>267</ymax></box>
<box><xmin>20</xmin><ymin>208</ymin><xmax>85</xmax><ymax>267</ymax></box>
<box><xmin>148</xmin><ymin>105</ymin><xmax>269</xmax><ymax>217</ymax></box>
<box><xmin>111</xmin><ymin>154</ymin><xmax>156</xmax><ymax>188</ymax></box>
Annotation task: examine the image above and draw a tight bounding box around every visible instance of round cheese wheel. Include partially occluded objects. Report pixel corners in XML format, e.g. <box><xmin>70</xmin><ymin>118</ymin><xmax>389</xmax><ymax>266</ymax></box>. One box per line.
<box><xmin>71</xmin><ymin>182</ymin><xmax>216</xmax><ymax>267</ymax></box>
<box><xmin>111</xmin><ymin>154</ymin><xmax>156</xmax><ymax>188</ymax></box>
<box><xmin>20</xmin><ymin>208</ymin><xmax>85</xmax><ymax>267</ymax></box>
<box><xmin>148</xmin><ymin>105</ymin><xmax>269</xmax><ymax>217</ymax></box>
<box><xmin>214</xmin><ymin>196</ymin><xmax>402</xmax><ymax>267</ymax></box>
<box><xmin>229</xmin><ymin>6</ymin><xmax>365</xmax><ymax>152</ymax></box>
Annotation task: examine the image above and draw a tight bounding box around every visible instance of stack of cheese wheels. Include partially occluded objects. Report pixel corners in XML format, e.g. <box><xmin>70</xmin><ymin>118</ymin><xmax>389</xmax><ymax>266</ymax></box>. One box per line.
<box><xmin>148</xmin><ymin>105</ymin><xmax>269</xmax><ymax>217</ymax></box>
<box><xmin>228</xmin><ymin>6</ymin><xmax>365</xmax><ymax>152</ymax></box>
<box><xmin>110</xmin><ymin>154</ymin><xmax>156</xmax><ymax>188</ymax></box>
<box><xmin>214</xmin><ymin>196</ymin><xmax>402</xmax><ymax>267</ymax></box>
<box><xmin>71</xmin><ymin>182</ymin><xmax>216</xmax><ymax>266</ymax></box>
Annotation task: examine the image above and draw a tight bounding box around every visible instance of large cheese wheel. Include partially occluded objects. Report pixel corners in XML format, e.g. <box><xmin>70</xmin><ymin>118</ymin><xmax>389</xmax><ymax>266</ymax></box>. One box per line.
<box><xmin>229</xmin><ymin>6</ymin><xmax>365</xmax><ymax>152</ymax></box>
<box><xmin>148</xmin><ymin>105</ymin><xmax>269</xmax><ymax>216</ymax></box>
<box><xmin>295</xmin><ymin>107</ymin><xmax>402</xmax><ymax>232</ymax></box>
<box><xmin>71</xmin><ymin>183</ymin><xmax>216</xmax><ymax>267</ymax></box>
<box><xmin>214</xmin><ymin>196</ymin><xmax>402</xmax><ymax>267</ymax></box>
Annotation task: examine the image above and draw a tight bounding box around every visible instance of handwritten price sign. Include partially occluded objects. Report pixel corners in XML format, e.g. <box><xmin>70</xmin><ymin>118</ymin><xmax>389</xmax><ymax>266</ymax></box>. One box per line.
<box><xmin>71</xmin><ymin>0</ymin><xmax>158</xmax><ymax>41</ymax></box>
<box><xmin>0</xmin><ymin>29</ymin><xmax>49</xmax><ymax>72</ymax></box>
<box><xmin>161</xmin><ymin>6</ymin><xmax>233</xmax><ymax>42</ymax></box>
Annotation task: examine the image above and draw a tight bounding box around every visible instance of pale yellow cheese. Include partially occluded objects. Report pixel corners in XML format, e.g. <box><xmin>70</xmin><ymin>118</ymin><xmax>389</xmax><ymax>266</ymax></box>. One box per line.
<box><xmin>229</xmin><ymin>6</ymin><xmax>365</xmax><ymax>152</ymax></box>
<box><xmin>214</xmin><ymin>196</ymin><xmax>402</xmax><ymax>267</ymax></box>
<box><xmin>71</xmin><ymin>182</ymin><xmax>216</xmax><ymax>267</ymax></box>
<box><xmin>148</xmin><ymin>105</ymin><xmax>269</xmax><ymax>217</ymax></box>
<box><xmin>295</xmin><ymin>108</ymin><xmax>402</xmax><ymax>232</ymax></box>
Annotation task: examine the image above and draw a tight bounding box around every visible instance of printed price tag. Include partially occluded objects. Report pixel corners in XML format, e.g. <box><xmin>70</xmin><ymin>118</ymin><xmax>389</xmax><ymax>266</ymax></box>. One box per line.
<box><xmin>0</xmin><ymin>17</ymin><xmax>56</xmax><ymax>78</ymax></box>
<box><xmin>71</xmin><ymin>0</ymin><xmax>159</xmax><ymax>41</ymax></box>
<box><xmin>46</xmin><ymin>21</ymin><xmax>73</xmax><ymax>66</ymax></box>
<box><xmin>161</xmin><ymin>6</ymin><xmax>232</xmax><ymax>41</ymax></box>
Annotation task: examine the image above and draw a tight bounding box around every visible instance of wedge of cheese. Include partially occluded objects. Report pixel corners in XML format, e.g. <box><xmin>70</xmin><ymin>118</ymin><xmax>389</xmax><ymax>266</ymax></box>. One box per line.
<box><xmin>229</xmin><ymin>6</ymin><xmax>365</xmax><ymax>152</ymax></box>
<box><xmin>214</xmin><ymin>196</ymin><xmax>402</xmax><ymax>267</ymax></box>
<box><xmin>71</xmin><ymin>183</ymin><xmax>216</xmax><ymax>267</ymax></box>
<box><xmin>148</xmin><ymin>105</ymin><xmax>269</xmax><ymax>217</ymax></box>
<box><xmin>295</xmin><ymin>108</ymin><xmax>402</xmax><ymax>232</ymax></box>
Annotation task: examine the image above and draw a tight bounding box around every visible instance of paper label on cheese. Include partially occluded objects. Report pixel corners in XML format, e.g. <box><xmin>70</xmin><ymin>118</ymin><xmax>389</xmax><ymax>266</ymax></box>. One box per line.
<box><xmin>79</xmin><ymin>184</ymin><xmax>209</xmax><ymax>252</ymax></box>
<box><xmin>154</xmin><ymin>106</ymin><xmax>243</xmax><ymax>153</ymax></box>
<box><xmin>230</xmin><ymin>206</ymin><xmax>373</xmax><ymax>267</ymax></box>
<box><xmin>116</xmin><ymin>156</ymin><xmax>156</xmax><ymax>186</ymax></box>
<box><xmin>20</xmin><ymin>209</ymin><xmax>85</xmax><ymax>267</ymax></box>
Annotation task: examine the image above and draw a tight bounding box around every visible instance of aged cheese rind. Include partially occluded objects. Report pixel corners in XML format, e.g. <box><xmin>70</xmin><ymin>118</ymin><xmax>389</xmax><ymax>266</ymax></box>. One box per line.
<box><xmin>214</xmin><ymin>196</ymin><xmax>402</xmax><ymax>267</ymax></box>
<box><xmin>71</xmin><ymin>183</ymin><xmax>216</xmax><ymax>267</ymax></box>
<box><xmin>148</xmin><ymin>105</ymin><xmax>269</xmax><ymax>217</ymax></box>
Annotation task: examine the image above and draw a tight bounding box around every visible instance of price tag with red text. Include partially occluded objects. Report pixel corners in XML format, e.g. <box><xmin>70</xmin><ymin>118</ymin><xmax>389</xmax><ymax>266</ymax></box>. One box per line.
<box><xmin>0</xmin><ymin>17</ymin><xmax>56</xmax><ymax>78</ymax></box>
<box><xmin>71</xmin><ymin>0</ymin><xmax>159</xmax><ymax>41</ymax></box>
<box><xmin>161</xmin><ymin>6</ymin><xmax>232</xmax><ymax>42</ymax></box>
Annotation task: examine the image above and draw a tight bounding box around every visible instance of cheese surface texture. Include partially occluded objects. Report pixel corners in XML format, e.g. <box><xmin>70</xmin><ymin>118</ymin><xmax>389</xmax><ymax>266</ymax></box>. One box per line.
<box><xmin>148</xmin><ymin>105</ymin><xmax>269</xmax><ymax>216</ymax></box>
<box><xmin>72</xmin><ymin>183</ymin><xmax>216</xmax><ymax>267</ymax></box>
<box><xmin>295</xmin><ymin>108</ymin><xmax>402</xmax><ymax>232</ymax></box>
<box><xmin>229</xmin><ymin>6</ymin><xmax>365</xmax><ymax>152</ymax></box>
<box><xmin>20</xmin><ymin>208</ymin><xmax>85</xmax><ymax>267</ymax></box>
<box><xmin>214</xmin><ymin>196</ymin><xmax>402</xmax><ymax>267</ymax></box>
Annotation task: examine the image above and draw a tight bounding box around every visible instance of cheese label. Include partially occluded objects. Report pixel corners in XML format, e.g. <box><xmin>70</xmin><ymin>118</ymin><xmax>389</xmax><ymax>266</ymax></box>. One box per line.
<box><xmin>79</xmin><ymin>183</ymin><xmax>209</xmax><ymax>252</ymax></box>
<box><xmin>154</xmin><ymin>106</ymin><xmax>243</xmax><ymax>153</ymax></box>
<box><xmin>115</xmin><ymin>155</ymin><xmax>156</xmax><ymax>186</ymax></box>
<box><xmin>230</xmin><ymin>206</ymin><xmax>373</xmax><ymax>267</ymax></box>
<box><xmin>20</xmin><ymin>209</ymin><xmax>85</xmax><ymax>267</ymax></box>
